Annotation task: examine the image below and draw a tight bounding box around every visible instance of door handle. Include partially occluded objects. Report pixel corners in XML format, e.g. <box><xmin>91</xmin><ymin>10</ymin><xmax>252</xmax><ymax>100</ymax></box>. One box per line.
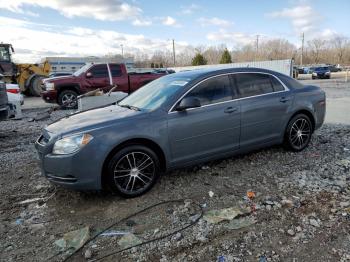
<box><xmin>224</xmin><ymin>107</ymin><xmax>238</xmax><ymax>113</ymax></box>
<box><xmin>280</xmin><ymin>97</ymin><xmax>290</xmax><ymax>103</ymax></box>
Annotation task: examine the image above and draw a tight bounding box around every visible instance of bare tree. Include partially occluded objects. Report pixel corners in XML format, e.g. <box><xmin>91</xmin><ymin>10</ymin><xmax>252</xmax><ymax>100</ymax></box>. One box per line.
<box><xmin>332</xmin><ymin>36</ymin><xmax>349</xmax><ymax>64</ymax></box>
<box><xmin>307</xmin><ymin>38</ymin><xmax>326</xmax><ymax>64</ymax></box>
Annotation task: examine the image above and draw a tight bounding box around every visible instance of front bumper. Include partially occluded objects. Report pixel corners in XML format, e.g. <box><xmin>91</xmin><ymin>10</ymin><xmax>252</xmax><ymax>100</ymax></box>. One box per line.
<box><xmin>35</xmin><ymin>133</ymin><xmax>103</xmax><ymax>191</ymax></box>
<box><xmin>41</xmin><ymin>90</ymin><xmax>58</xmax><ymax>104</ymax></box>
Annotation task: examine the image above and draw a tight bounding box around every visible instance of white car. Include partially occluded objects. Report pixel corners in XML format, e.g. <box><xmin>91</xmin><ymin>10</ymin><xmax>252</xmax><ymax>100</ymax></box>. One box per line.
<box><xmin>6</xmin><ymin>83</ymin><xmax>24</xmax><ymax>105</ymax></box>
<box><xmin>6</xmin><ymin>83</ymin><xmax>23</xmax><ymax>118</ymax></box>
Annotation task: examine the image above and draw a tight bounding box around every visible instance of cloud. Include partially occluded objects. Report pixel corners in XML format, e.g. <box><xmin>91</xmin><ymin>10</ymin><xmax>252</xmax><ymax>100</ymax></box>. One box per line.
<box><xmin>132</xmin><ymin>18</ymin><xmax>152</xmax><ymax>26</ymax></box>
<box><xmin>0</xmin><ymin>16</ymin><xmax>188</xmax><ymax>63</ymax></box>
<box><xmin>198</xmin><ymin>17</ymin><xmax>233</xmax><ymax>27</ymax></box>
<box><xmin>180</xmin><ymin>4</ymin><xmax>200</xmax><ymax>15</ymax></box>
<box><xmin>0</xmin><ymin>0</ymin><xmax>142</xmax><ymax>21</ymax></box>
<box><xmin>267</xmin><ymin>5</ymin><xmax>322</xmax><ymax>33</ymax></box>
<box><xmin>162</xmin><ymin>16</ymin><xmax>179</xmax><ymax>27</ymax></box>
<box><xmin>206</xmin><ymin>29</ymin><xmax>254</xmax><ymax>46</ymax></box>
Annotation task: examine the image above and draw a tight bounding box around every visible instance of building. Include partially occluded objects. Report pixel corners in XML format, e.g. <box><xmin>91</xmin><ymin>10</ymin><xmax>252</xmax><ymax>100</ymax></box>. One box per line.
<box><xmin>41</xmin><ymin>56</ymin><xmax>134</xmax><ymax>73</ymax></box>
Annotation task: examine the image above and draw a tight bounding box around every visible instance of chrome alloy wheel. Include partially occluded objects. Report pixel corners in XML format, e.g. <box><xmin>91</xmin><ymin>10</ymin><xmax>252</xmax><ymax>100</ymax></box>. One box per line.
<box><xmin>113</xmin><ymin>152</ymin><xmax>155</xmax><ymax>194</ymax></box>
<box><xmin>61</xmin><ymin>93</ymin><xmax>77</xmax><ymax>108</ymax></box>
<box><xmin>289</xmin><ymin>118</ymin><xmax>311</xmax><ymax>150</ymax></box>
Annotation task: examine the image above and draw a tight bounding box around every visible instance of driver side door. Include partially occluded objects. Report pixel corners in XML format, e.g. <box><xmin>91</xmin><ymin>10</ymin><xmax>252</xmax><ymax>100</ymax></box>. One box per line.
<box><xmin>167</xmin><ymin>74</ymin><xmax>241</xmax><ymax>166</ymax></box>
<box><xmin>85</xmin><ymin>64</ymin><xmax>111</xmax><ymax>92</ymax></box>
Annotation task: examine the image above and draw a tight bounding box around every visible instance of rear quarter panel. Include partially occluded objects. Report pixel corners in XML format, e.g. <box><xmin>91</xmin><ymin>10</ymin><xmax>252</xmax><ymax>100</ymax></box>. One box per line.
<box><xmin>291</xmin><ymin>85</ymin><xmax>326</xmax><ymax>130</ymax></box>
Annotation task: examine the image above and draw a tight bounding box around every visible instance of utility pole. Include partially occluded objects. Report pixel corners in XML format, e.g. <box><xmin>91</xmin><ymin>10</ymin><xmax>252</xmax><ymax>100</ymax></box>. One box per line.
<box><xmin>255</xmin><ymin>35</ymin><xmax>260</xmax><ymax>61</ymax></box>
<box><xmin>172</xmin><ymin>39</ymin><xmax>176</xmax><ymax>66</ymax></box>
<box><xmin>120</xmin><ymin>44</ymin><xmax>124</xmax><ymax>57</ymax></box>
<box><xmin>300</xmin><ymin>32</ymin><xmax>304</xmax><ymax>66</ymax></box>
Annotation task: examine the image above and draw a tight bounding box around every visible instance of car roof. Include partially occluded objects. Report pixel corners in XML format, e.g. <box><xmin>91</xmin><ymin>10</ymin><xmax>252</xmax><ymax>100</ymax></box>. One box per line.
<box><xmin>173</xmin><ymin>67</ymin><xmax>287</xmax><ymax>80</ymax></box>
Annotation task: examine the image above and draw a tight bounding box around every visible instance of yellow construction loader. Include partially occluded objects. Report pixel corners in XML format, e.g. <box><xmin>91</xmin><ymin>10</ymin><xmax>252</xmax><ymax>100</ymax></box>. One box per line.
<box><xmin>0</xmin><ymin>43</ymin><xmax>50</xmax><ymax>96</ymax></box>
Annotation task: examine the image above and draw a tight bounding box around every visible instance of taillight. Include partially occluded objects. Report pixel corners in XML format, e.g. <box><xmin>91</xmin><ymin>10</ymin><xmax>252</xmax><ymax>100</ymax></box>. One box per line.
<box><xmin>7</xmin><ymin>89</ymin><xmax>20</xmax><ymax>94</ymax></box>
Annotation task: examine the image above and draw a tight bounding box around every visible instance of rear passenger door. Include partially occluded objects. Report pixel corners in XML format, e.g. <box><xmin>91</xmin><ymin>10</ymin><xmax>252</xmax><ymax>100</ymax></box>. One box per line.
<box><xmin>233</xmin><ymin>73</ymin><xmax>293</xmax><ymax>147</ymax></box>
<box><xmin>109</xmin><ymin>64</ymin><xmax>129</xmax><ymax>93</ymax></box>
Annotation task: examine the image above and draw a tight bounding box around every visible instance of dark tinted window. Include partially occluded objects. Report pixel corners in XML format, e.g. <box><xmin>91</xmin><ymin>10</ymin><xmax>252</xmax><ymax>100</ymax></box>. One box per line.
<box><xmin>235</xmin><ymin>73</ymin><xmax>273</xmax><ymax>97</ymax></box>
<box><xmin>278</xmin><ymin>74</ymin><xmax>304</xmax><ymax>89</ymax></box>
<box><xmin>110</xmin><ymin>64</ymin><xmax>122</xmax><ymax>77</ymax></box>
<box><xmin>270</xmin><ymin>76</ymin><xmax>285</xmax><ymax>92</ymax></box>
<box><xmin>187</xmin><ymin>75</ymin><xmax>233</xmax><ymax>106</ymax></box>
<box><xmin>89</xmin><ymin>64</ymin><xmax>109</xmax><ymax>78</ymax></box>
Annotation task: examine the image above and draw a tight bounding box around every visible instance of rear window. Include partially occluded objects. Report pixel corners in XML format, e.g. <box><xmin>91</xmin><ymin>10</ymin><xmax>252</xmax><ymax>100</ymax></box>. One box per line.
<box><xmin>278</xmin><ymin>74</ymin><xmax>304</xmax><ymax>89</ymax></box>
<box><xmin>110</xmin><ymin>64</ymin><xmax>122</xmax><ymax>77</ymax></box>
<box><xmin>269</xmin><ymin>76</ymin><xmax>285</xmax><ymax>92</ymax></box>
<box><xmin>235</xmin><ymin>73</ymin><xmax>273</xmax><ymax>98</ymax></box>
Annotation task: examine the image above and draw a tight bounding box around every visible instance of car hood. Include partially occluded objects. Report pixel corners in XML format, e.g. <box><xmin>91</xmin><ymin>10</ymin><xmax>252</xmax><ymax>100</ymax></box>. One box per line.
<box><xmin>46</xmin><ymin>105</ymin><xmax>143</xmax><ymax>135</ymax></box>
<box><xmin>44</xmin><ymin>75</ymin><xmax>77</xmax><ymax>84</ymax></box>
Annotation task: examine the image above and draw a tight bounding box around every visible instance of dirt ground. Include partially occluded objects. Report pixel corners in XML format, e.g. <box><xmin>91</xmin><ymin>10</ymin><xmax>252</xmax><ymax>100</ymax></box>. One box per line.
<box><xmin>1</xmin><ymin>79</ymin><xmax>350</xmax><ymax>262</ymax></box>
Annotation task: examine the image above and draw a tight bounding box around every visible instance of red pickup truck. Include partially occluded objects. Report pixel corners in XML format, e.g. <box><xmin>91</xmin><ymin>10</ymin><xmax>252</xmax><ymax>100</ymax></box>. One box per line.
<box><xmin>41</xmin><ymin>63</ymin><xmax>165</xmax><ymax>109</ymax></box>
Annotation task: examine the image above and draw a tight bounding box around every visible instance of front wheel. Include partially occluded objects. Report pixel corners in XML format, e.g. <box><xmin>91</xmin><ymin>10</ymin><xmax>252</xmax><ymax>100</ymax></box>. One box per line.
<box><xmin>58</xmin><ymin>89</ymin><xmax>78</xmax><ymax>109</ymax></box>
<box><xmin>284</xmin><ymin>114</ymin><xmax>313</xmax><ymax>151</ymax></box>
<box><xmin>106</xmin><ymin>145</ymin><xmax>160</xmax><ymax>197</ymax></box>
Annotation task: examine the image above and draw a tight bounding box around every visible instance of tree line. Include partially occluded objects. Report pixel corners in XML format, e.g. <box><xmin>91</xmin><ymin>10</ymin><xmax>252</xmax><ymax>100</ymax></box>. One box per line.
<box><xmin>129</xmin><ymin>35</ymin><xmax>350</xmax><ymax>68</ymax></box>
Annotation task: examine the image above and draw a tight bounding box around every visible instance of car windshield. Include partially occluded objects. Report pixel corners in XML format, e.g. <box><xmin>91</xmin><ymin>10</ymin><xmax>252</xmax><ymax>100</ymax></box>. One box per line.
<box><xmin>73</xmin><ymin>64</ymin><xmax>91</xmax><ymax>76</ymax></box>
<box><xmin>315</xmin><ymin>67</ymin><xmax>329</xmax><ymax>71</ymax></box>
<box><xmin>118</xmin><ymin>75</ymin><xmax>191</xmax><ymax>111</ymax></box>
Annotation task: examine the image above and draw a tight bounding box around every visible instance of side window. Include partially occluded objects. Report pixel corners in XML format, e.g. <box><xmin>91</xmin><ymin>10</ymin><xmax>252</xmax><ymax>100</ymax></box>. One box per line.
<box><xmin>269</xmin><ymin>76</ymin><xmax>285</xmax><ymax>92</ymax></box>
<box><xmin>186</xmin><ymin>75</ymin><xmax>233</xmax><ymax>106</ymax></box>
<box><xmin>89</xmin><ymin>64</ymin><xmax>109</xmax><ymax>78</ymax></box>
<box><xmin>110</xmin><ymin>64</ymin><xmax>122</xmax><ymax>77</ymax></box>
<box><xmin>235</xmin><ymin>73</ymin><xmax>273</xmax><ymax>98</ymax></box>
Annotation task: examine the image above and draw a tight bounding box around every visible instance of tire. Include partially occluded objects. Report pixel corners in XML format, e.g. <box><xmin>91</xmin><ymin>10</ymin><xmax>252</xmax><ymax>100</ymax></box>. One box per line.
<box><xmin>0</xmin><ymin>108</ymin><xmax>8</xmax><ymax>121</ymax></box>
<box><xmin>284</xmin><ymin>114</ymin><xmax>313</xmax><ymax>152</ymax></box>
<box><xmin>58</xmin><ymin>89</ymin><xmax>78</xmax><ymax>109</ymax></box>
<box><xmin>106</xmin><ymin>145</ymin><xmax>160</xmax><ymax>198</ymax></box>
<box><xmin>29</xmin><ymin>76</ymin><xmax>46</xmax><ymax>97</ymax></box>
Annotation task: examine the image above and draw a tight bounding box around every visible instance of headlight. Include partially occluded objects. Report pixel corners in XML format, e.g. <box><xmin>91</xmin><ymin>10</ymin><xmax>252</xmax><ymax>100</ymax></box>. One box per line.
<box><xmin>312</xmin><ymin>72</ymin><xmax>317</xmax><ymax>76</ymax></box>
<box><xmin>45</xmin><ymin>82</ymin><xmax>55</xmax><ymax>91</ymax></box>
<box><xmin>325</xmin><ymin>71</ymin><xmax>330</xmax><ymax>75</ymax></box>
<box><xmin>53</xmin><ymin>134</ymin><xmax>93</xmax><ymax>155</ymax></box>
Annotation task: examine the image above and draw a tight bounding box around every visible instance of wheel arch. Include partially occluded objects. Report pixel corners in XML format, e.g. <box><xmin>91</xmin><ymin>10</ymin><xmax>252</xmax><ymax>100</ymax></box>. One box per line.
<box><xmin>101</xmin><ymin>138</ymin><xmax>167</xmax><ymax>190</ymax></box>
<box><xmin>288</xmin><ymin>109</ymin><xmax>316</xmax><ymax>131</ymax></box>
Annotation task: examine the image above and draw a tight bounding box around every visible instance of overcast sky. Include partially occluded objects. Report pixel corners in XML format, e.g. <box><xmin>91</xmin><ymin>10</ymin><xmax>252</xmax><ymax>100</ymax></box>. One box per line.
<box><xmin>0</xmin><ymin>0</ymin><xmax>349</xmax><ymax>63</ymax></box>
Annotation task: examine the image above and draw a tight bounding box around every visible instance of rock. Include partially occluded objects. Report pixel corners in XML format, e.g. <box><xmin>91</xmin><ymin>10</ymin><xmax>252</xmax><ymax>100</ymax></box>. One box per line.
<box><xmin>266</xmin><ymin>205</ymin><xmax>272</xmax><ymax>211</ymax></box>
<box><xmin>84</xmin><ymin>249</ymin><xmax>92</xmax><ymax>259</ymax></box>
<box><xmin>340</xmin><ymin>202</ymin><xmax>350</xmax><ymax>208</ymax></box>
<box><xmin>287</xmin><ymin>229</ymin><xmax>295</xmax><ymax>236</ymax></box>
<box><xmin>174</xmin><ymin>232</ymin><xmax>183</xmax><ymax>241</ymax></box>
<box><xmin>296</xmin><ymin>226</ymin><xmax>302</xmax><ymax>232</ymax></box>
<box><xmin>281</xmin><ymin>199</ymin><xmax>294</xmax><ymax>208</ymax></box>
<box><xmin>309</xmin><ymin>218</ymin><xmax>320</xmax><ymax>228</ymax></box>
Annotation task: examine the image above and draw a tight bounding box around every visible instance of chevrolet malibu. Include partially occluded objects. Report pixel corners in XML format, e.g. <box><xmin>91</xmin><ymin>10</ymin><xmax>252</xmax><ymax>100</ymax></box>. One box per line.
<box><xmin>35</xmin><ymin>68</ymin><xmax>326</xmax><ymax>197</ymax></box>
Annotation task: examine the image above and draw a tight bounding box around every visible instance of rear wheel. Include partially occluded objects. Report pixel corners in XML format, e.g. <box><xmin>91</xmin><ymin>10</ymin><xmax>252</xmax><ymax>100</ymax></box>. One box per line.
<box><xmin>284</xmin><ymin>114</ymin><xmax>313</xmax><ymax>151</ymax></box>
<box><xmin>58</xmin><ymin>89</ymin><xmax>78</xmax><ymax>109</ymax></box>
<box><xmin>106</xmin><ymin>145</ymin><xmax>160</xmax><ymax>198</ymax></box>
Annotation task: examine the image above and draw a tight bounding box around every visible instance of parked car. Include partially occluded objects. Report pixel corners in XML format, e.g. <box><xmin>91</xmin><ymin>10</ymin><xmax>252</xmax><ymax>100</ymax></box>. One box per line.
<box><xmin>0</xmin><ymin>78</ymin><xmax>8</xmax><ymax>120</ymax></box>
<box><xmin>41</xmin><ymin>63</ymin><xmax>165</xmax><ymax>109</ymax></box>
<box><xmin>36</xmin><ymin>68</ymin><xmax>326</xmax><ymax>197</ymax></box>
<box><xmin>312</xmin><ymin>66</ymin><xmax>331</xmax><ymax>79</ymax></box>
<box><xmin>6</xmin><ymin>83</ymin><xmax>24</xmax><ymax>105</ymax></box>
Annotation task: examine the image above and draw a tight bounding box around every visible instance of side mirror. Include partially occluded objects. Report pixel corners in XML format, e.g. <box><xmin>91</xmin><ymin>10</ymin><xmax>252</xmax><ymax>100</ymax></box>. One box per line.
<box><xmin>86</xmin><ymin>72</ymin><xmax>93</xmax><ymax>78</ymax></box>
<box><xmin>176</xmin><ymin>97</ymin><xmax>201</xmax><ymax>111</ymax></box>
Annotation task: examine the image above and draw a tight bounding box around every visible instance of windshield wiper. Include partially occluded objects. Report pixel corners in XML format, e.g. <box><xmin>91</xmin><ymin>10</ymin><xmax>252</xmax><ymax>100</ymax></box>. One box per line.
<box><xmin>119</xmin><ymin>104</ymin><xmax>141</xmax><ymax>111</ymax></box>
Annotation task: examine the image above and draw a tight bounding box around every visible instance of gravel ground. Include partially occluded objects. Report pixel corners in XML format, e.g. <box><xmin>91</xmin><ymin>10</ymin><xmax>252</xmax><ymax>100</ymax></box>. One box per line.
<box><xmin>1</xmin><ymin>97</ymin><xmax>350</xmax><ymax>261</ymax></box>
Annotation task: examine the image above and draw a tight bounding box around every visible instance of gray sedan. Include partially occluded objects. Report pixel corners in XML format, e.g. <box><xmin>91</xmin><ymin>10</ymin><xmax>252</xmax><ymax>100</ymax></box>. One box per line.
<box><xmin>35</xmin><ymin>68</ymin><xmax>326</xmax><ymax>197</ymax></box>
